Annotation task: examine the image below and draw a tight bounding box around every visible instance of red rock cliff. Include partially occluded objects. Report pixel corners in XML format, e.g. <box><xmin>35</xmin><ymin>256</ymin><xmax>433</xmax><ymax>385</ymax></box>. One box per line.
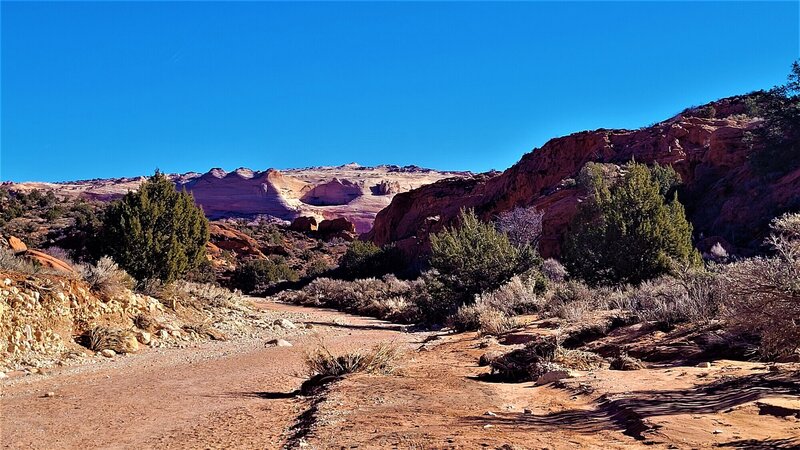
<box><xmin>367</xmin><ymin>96</ymin><xmax>800</xmax><ymax>259</ymax></box>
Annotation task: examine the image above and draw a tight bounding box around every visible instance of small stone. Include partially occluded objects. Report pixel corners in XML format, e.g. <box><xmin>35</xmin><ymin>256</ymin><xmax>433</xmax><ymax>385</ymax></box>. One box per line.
<box><xmin>0</xmin><ymin>372</ymin><xmax>8</xmax><ymax>379</ymax></box>
<box><xmin>159</xmin><ymin>329</ymin><xmax>170</xmax><ymax>340</ymax></box>
<box><xmin>484</xmin><ymin>411</ymin><xmax>497</xmax><ymax>417</ymax></box>
<box><xmin>101</xmin><ymin>349</ymin><xmax>116</xmax><ymax>358</ymax></box>
<box><xmin>523</xmin><ymin>409</ymin><xmax>532</xmax><ymax>414</ymax></box>
<box><xmin>697</xmin><ymin>362</ymin><xmax>711</xmax><ymax>369</ymax></box>
<box><xmin>44</xmin><ymin>391</ymin><xmax>55</xmax><ymax>398</ymax></box>
<box><xmin>265</xmin><ymin>339</ymin><xmax>292</xmax><ymax>347</ymax></box>
<box><xmin>483</xmin><ymin>424</ymin><xmax>494</xmax><ymax>429</ymax></box>
<box><xmin>712</xmin><ymin>429</ymin><xmax>723</xmax><ymax>434</ymax></box>
<box><xmin>274</xmin><ymin>318</ymin><xmax>296</xmax><ymax>330</ymax></box>
<box><xmin>137</xmin><ymin>331</ymin><xmax>151</xmax><ymax>345</ymax></box>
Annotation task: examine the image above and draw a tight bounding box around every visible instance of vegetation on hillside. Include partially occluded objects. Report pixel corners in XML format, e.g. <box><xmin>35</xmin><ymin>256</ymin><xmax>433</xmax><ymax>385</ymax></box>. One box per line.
<box><xmin>563</xmin><ymin>161</ymin><xmax>700</xmax><ymax>285</ymax></box>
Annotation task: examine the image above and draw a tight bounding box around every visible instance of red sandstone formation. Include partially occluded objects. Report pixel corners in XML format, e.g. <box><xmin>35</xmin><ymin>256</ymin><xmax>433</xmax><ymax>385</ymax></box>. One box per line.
<box><xmin>368</xmin><ymin>96</ymin><xmax>800</xmax><ymax>259</ymax></box>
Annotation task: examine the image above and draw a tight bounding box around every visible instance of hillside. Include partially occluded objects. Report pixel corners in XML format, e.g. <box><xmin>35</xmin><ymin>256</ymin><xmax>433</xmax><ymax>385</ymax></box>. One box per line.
<box><xmin>6</xmin><ymin>164</ymin><xmax>468</xmax><ymax>234</ymax></box>
<box><xmin>368</xmin><ymin>95</ymin><xmax>800</xmax><ymax>258</ymax></box>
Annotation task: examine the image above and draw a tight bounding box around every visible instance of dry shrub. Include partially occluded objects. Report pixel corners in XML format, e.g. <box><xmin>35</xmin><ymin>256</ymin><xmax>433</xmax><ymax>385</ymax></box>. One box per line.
<box><xmin>476</xmin><ymin>274</ymin><xmax>542</xmax><ymax>315</ymax></box>
<box><xmin>626</xmin><ymin>270</ymin><xmax>722</xmax><ymax>330</ymax></box>
<box><xmin>79</xmin><ymin>256</ymin><xmax>135</xmax><ymax>300</ymax></box>
<box><xmin>136</xmin><ymin>279</ymin><xmax>190</xmax><ymax>309</ymax></box>
<box><xmin>133</xmin><ymin>313</ymin><xmax>157</xmax><ymax>332</ymax></box>
<box><xmin>721</xmin><ymin>213</ymin><xmax>800</xmax><ymax>359</ymax></box>
<box><xmin>543</xmin><ymin>280</ymin><xmax>596</xmax><ymax>321</ymax></box>
<box><xmin>86</xmin><ymin>326</ymin><xmax>138</xmax><ymax>353</ymax></box>
<box><xmin>174</xmin><ymin>281</ymin><xmax>243</xmax><ymax>308</ymax></box>
<box><xmin>609</xmin><ymin>353</ymin><xmax>646</xmax><ymax>370</ymax></box>
<box><xmin>305</xmin><ymin>342</ymin><xmax>401</xmax><ymax>378</ymax></box>
<box><xmin>279</xmin><ymin>275</ymin><xmax>425</xmax><ymax>323</ymax></box>
<box><xmin>490</xmin><ymin>335</ymin><xmax>604</xmax><ymax>382</ymax></box>
<box><xmin>541</xmin><ymin>258</ymin><xmax>567</xmax><ymax>282</ymax></box>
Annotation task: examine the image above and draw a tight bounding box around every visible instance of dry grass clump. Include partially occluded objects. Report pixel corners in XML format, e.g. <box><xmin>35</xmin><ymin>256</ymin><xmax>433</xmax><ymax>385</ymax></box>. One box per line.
<box><xmin>79</xmin><ymin>256</ymin><xmax>135</xmax><ymax>300</ymax></box>
<box><xmin>489</xmin><ymin>336</ymin><xmax>604</xmax><ymax>382</ymax></box>
<box><xmin>305</xmin><ymin>342</ymin><xmax>401</xmax><ymax>378</ymax></box>
<box><xmin>0</xmin><ymin>247</ymin><xmax>41</xmax><ymax>274</ymax></box>
<box><xmin>448</xmin><ymin>301</ymin><xmax>518</xmax><ymax>335</ymax></box>
<box><xmin>609</xmin><ymin>353</ymin><xmax>646</xmax><ymax>370</ymax></box>
<box><xmin>85</xmin><ymin>326</ymin><xmax>139</xmax><ymax>353</ymax></box>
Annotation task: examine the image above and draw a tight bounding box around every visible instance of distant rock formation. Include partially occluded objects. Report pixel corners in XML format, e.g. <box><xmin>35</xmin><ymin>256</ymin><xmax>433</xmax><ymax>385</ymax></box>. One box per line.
<box><xmin>7</xmin><ymin>165</ymin><xmax>467</xmax><ymax>235</ymax></box>
<box><xmin>300</xmin><ymin>178</ymin><xmax>363</xmax><ymax>206</ymax></box>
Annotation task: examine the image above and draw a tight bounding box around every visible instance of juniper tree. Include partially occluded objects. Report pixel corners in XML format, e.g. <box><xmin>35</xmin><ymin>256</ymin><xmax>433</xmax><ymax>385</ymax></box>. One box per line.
<box><xmin>564</xmin><ymin>162</ymin><xmax>700</xmax><ymax>285</ymax></box>
<box><xmin>102</xmin><ymin>171</ymin><xmax>209</xmax><ymax>282</ymax></box>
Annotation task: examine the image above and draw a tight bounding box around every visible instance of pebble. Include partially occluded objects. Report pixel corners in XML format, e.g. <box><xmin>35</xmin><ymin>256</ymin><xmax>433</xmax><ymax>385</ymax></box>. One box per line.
<box><xmin>0</xmin><ymin>372</ymin><xmax>7</xmax><ymax>380</ymax></box>
<box><xmin>101</xmin><ymin>349</ymin><xmax>116</xmax><ymax>358</ymax></box>
<box><xmin>265</xmin><ymin>339</ymin><xmax>293</xmax><ymax>347</ymax></box>
<box><xmin>484</xmin><ymin>411</ymin><xmax>497</xmax><ymax>417</ymax></box>
<box><xmin>44</xmin><ymin>391</ymin><xmax>55</xmax><ymax>398</ymax></box>
<box><xmin>697</xmin><ymin>362</ymin><xmax>712</xmax><ymax>369</ymax></box>
<box><xmin>274</xmin><ymin>318</ymin><xmax>296</xmax><ymax>330</ymax></box>
<box><xmin>483</xmin><ymin>424</ymin><xmax>494</xmax><ymax>429</ymax></box>
<box><xmin>713</xmin><ymin>429</ymin><xmax>723</xmax><ymax>434</ymax></box>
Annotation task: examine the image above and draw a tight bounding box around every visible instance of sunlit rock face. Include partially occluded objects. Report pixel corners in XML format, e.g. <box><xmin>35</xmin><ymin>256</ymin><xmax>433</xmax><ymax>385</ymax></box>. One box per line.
<box><xmin>368</xmin><ymin>96</ymin><xmax>800</xmax><ymax>259</ymax></box>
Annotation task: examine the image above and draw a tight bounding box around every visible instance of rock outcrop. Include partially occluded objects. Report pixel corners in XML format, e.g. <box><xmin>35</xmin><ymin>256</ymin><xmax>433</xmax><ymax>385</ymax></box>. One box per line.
<box><xmin>208</xmin><ymin>223</ymin><xmax>264</xmax><ymax>257</ymax></box>
<box><xmin>368</xmin><ymin>96</ymin><xmax>800</xmax><ymax>259</ymax></box>
<box><xmin>289</xmin><ymin>216</ymin><xmax>319</xmax><ymax>232</ymax></box>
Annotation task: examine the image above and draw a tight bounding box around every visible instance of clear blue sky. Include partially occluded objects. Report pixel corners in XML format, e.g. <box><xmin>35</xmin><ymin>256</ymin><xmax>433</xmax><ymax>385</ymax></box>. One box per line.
<box><xmin>2</xmin><ymin>1</ymin><xmax>798</xmax><ymax>182</ymax></box>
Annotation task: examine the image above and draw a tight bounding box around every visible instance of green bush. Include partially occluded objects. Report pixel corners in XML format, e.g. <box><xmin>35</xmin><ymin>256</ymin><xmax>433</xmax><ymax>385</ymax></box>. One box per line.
<box><xmin>563</xmin><ymin>162</ymin><xmax>700</xmax><ymax>285</ymax></box>
<box><xmin>428</xmin><ymin>208</ymin><xmax>536</xmax><ymax>320</ymax></box>
<box><xmin>231</xmin><ymin>257</ymin><xmax>298</xmax><ymax>294</ymax></box>
<box><xmin>339</xmin><ymin>240</ymin><xmax>402</xmax><ymax>279</ymax></box>
<box><xmin>101</xmin><ymin>171</ymin><xmax>209</xmax><ymax>282</ymax></box>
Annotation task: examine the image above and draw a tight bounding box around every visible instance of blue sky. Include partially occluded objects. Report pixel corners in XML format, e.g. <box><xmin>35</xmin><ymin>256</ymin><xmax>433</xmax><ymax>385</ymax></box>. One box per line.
<box><xmin>2</xmin><ymin>2</ymin><xmax>798</xmax><ymax>182</ymax></box>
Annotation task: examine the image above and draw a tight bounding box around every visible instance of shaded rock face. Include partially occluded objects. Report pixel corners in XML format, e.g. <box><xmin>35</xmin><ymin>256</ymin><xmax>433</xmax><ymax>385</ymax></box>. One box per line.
<box><xmin>300</xmin><ymin>178</ymin><xmax>362</xmax><ymax>206</ymax></box>
<box><xmin>289</xmin><ymin>216</ymin><xmax>319</xmax><ymax>232</ymax></box>
<box><xmin>181</xmin><ymin>169</ymin><xmax>307</xmax><ymax>220</ymax></box>
<box><xmin>368</xmin><ymin>96</ymin><xmax>800</xmax><ymax>259</ymax></box>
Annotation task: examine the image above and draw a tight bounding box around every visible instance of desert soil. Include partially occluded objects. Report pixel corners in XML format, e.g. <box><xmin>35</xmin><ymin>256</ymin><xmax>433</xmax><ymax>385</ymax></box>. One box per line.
<box><xmin>2</xmin><ymin>301</ymin><xmax>799</xmax><ymax>450</ymax></box>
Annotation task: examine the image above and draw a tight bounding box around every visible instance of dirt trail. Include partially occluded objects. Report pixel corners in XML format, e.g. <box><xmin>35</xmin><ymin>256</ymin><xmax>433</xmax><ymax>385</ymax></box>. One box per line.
<box><xmin>1</xmin><ymin>302</ymin><xmax>420</xmax><ymax>449</ymax></box>
<box><xmin>3</xmin><ymin>303</ymin><xmax>799</xmax><ymax>450</ymax></box>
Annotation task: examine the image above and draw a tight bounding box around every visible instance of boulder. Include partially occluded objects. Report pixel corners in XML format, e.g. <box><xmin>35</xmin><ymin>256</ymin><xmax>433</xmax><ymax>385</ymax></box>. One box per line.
<box><xmin>318</xmin><ymin>217</ymin><xmax>356</xmax><ymax>234</ymax></box>
<box><xmin>23</xmin><ymin>250</ymin><xmax>76</xmax><ymax>274</ymax></box>
<box><xmin>208</xmin><ymin>223</ymin><xmax>264</xmax><ymax>257</ymax></box>
<box><xmin>289</xmin><ymin>216</ymin><xmax>318</xmax><ymax>232</ymax></box>
<box><xmin>7</xmin><ymin>236</ymin><xmax>28</xmax><ymax>253</ymax></box>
